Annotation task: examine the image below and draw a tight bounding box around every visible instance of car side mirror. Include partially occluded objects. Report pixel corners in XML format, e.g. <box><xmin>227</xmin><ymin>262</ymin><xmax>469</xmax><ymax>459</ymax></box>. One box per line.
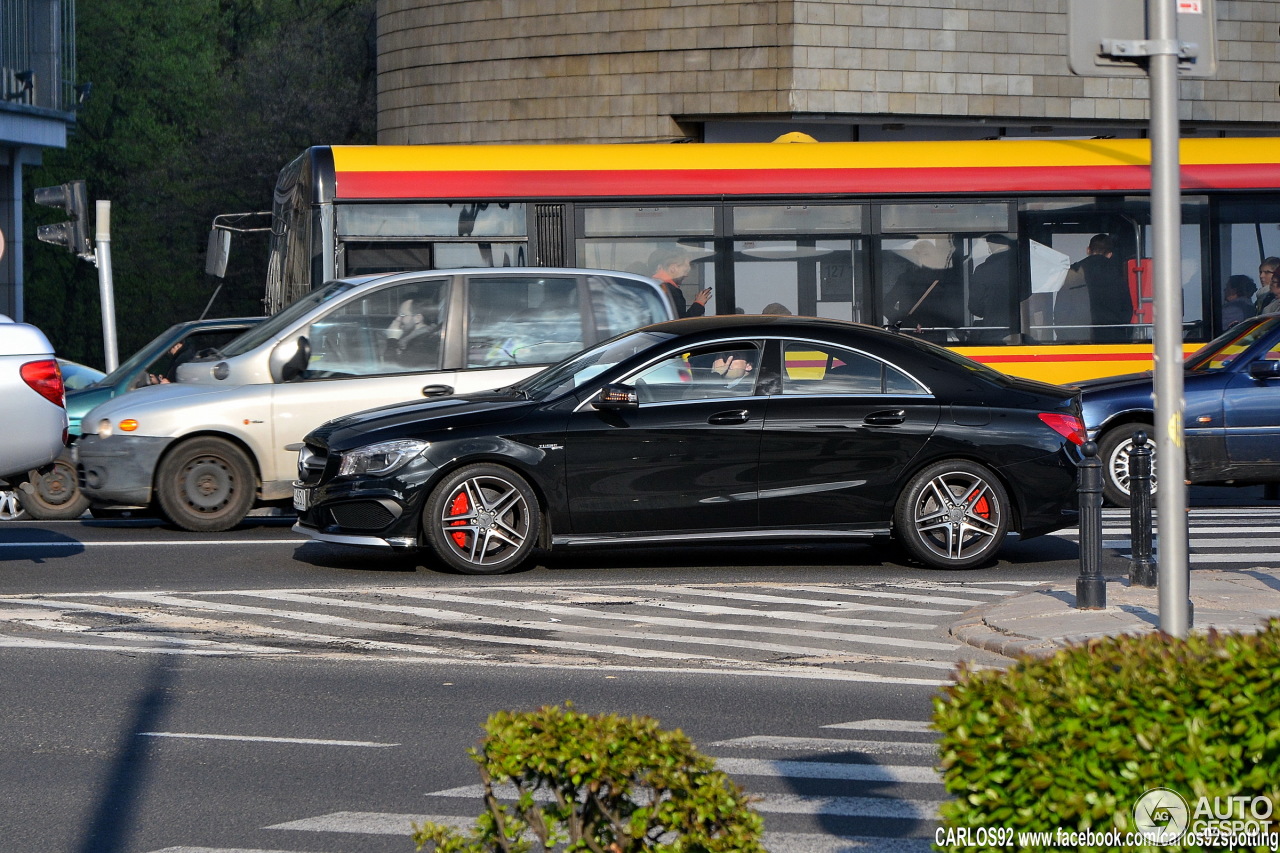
<box><xmin>281</xmin><ymin>336</ymin><xmax>311</xmax><ymax>383</ymax></box>
<box><xmin>1249</xmin><ymin>359</ymin><xmax>1280</xmax><ymax>380</ymax></box>
<box><xmin>593</xmin><ymin>383</ymin><xmax>639</xmax><ymax>411</ymax></box>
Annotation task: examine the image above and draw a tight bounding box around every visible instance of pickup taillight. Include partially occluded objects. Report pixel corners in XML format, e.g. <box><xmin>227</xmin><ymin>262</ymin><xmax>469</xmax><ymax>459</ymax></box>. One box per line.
<box><xmin>20</xmin><ymin>358</ymin><xmax>66</xmax><ymax>409</ymax></box>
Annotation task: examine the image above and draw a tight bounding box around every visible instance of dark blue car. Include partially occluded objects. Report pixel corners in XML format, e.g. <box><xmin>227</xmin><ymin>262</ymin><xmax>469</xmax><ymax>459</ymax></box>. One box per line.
<box><xmin>1077</xmin><ymin>314</ymin><xmax>1280</xmax><ymax>505</ymax></box>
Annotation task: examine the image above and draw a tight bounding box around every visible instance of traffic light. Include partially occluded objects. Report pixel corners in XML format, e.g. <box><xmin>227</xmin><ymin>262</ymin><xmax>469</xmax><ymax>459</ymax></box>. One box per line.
<box><xmin>33</xmin><ymin>180</ymin><xmax>91</xmax><ymax>257</ymax></box>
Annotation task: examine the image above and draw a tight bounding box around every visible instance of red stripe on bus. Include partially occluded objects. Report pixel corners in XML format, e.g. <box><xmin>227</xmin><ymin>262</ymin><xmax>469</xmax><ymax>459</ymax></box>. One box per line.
<box><xmin>970</xmin><ymin>352</ymin><xmax>1155</xmax><ymax>363</ymax></box>
<box><xmin>334</xmin><ymin>163</ymin><xmax>1280</xmax><ymax>199</ymax></box>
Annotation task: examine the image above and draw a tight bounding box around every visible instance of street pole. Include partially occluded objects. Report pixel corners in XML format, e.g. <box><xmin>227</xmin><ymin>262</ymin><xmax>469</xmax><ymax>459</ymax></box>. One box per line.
<box><xmin>94</xmin><ymin>199</ymin><xmax>119</xmax><ymax>373</ymax></box>
<box><xmin>1148</xmin><ymin>0</ymin><xmax>1191</xmax><ymax>636</ymax></box>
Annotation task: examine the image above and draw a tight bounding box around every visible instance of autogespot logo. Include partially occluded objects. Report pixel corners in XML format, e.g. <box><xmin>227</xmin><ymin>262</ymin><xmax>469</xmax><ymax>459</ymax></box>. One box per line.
<box><xmin>1134</xmin><ymin>787</ymin><xmax>1191</xmax><ymax>843</ymax></box>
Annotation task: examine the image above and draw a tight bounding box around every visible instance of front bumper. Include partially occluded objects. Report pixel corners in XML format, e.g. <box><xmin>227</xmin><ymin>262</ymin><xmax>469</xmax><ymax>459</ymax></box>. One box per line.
<box><xmin>77</xmin><ymin>433</ymin><xmax>174</xmax><ymax>507</ymax></box>
<box><xmin>292</xmin><ymin>477</ymin><xmax>424</xmax><ymax>547</ymax></box>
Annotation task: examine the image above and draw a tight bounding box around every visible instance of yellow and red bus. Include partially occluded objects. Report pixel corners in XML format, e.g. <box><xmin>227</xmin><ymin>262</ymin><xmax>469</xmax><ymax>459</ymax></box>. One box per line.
<box><xmin>257</xmin><ymin>136</ymin><xmax>1280</xmax><ymax>384</ymax></box>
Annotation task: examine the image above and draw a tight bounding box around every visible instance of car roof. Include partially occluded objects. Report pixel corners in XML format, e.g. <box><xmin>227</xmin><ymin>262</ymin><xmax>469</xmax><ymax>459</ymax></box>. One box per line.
<box><xmin>331</xmin><ymin>267</ymin><xmax>665</xmax><ymax>288</ymax></box>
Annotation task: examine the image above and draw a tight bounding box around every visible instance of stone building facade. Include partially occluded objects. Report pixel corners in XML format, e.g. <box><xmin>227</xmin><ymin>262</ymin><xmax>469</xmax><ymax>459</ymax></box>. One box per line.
<box><xmin>376</xmin><ymin>0</ymin><xmax>1280</xmax><ymax>145</ymax></box>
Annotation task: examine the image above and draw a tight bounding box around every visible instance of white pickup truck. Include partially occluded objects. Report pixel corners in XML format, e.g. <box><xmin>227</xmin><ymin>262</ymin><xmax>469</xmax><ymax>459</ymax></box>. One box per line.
<box><xmin>0</xmin><ymin>316</ymin><xmax>68</xmax><ymax>517</ymax></box>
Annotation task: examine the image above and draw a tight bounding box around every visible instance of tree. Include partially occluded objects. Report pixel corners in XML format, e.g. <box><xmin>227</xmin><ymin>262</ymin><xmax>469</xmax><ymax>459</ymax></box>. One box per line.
<box><xmin>25</xmin><ymin>0</ymin><xmax>376</xmax><ymax>367</ymax></box>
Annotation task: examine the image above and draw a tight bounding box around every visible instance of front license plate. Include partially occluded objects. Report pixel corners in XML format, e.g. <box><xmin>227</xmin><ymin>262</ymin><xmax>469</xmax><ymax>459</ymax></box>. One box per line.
<box><xmin>293</xmin><ymin>487</ymin><xmax>310</xmax><ymax>512</ymax></box>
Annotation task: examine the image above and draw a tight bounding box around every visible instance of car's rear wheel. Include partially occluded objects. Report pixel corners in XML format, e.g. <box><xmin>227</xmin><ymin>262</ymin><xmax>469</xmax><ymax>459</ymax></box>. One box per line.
<box><xmin>20</xmin><ymin>457</ymin><xmax>91</xmax><ymax>520</ymax></box>
<box><xmin>423</xmin><ymin>463</ymin><xmax>540</xmax><ymax>575</ymax></box>
<box><xmin>155</xmin><ymin>437</ymin><xmax>257</xmax><ymax>532</ymax></box>
<box><xmin>0</xmin><ymin>486</ymin><xmax>27</xmax><ymax>521</ymax></box>
<box><xmin>893</xmin><ymin>460</ymin><xmax>1010</xmax><ymax>569</ymax></box>
<box><xmin>1096</xmin><ymin>422</ymin><xmax>1157</xmax><ymax>508</ymax></box>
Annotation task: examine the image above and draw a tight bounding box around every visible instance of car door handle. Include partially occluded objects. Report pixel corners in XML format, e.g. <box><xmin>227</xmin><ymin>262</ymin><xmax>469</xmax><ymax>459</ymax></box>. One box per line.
<box><xmin>422</xmin><ymin>384</ymin><xmax>454</xmax><ymax>398</ymax></box>
<box><xmin>708</xmin><ymin>409</ymin><xmax>750</xmax><ymax>425</ymax></box>
<box><xmin>864</xmin><ymin>409</ymin><xmax>906</xmax><ymax>426</ymax></box>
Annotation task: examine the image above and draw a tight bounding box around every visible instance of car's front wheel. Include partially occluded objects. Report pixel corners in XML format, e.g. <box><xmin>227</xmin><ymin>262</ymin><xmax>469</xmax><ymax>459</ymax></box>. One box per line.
<box><xmin>20</xmin><ymin>456</ymin><xmax>91</xmax><ymax>520</ymax></box>
<box><xmin>1096</xmin><ymin>422</ymin><xmax>1157</xmax><ymax>508</ymax></box>
<box><xmin>155</xmin><ymin>437</ymin><xmax>257</xmax><ymax>532</ymax></box>
<box><xmin>423</xmin><ymin>463</ymin><xmax>541</xmax><ymax>575</ymax></box>
<box><xmin>893</xmin><ymin>460</ymin><xmax>1010</xmax><ymax>569</ymax></box>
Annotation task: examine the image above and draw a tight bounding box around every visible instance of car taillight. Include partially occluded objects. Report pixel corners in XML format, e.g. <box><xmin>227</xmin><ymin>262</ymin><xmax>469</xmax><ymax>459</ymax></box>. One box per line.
<box><xmin>1039</xmin><ymin>412</ymin><xmax>1086</xmax><ymax>446</ymax></box>
<box><xmin>21</xmin><ymin>359</ymin><xmax>66</xmax><ymax>409</ymax></box>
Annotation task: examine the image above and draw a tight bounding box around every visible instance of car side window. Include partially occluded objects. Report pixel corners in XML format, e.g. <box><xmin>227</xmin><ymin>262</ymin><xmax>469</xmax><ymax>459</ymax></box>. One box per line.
<box><xmin>307</xmin><ymin>280</ymin><xmax>447</xmax><ymax>379</ymax></box>
<box><xmin>587</xmin><ymin>275</ymin><xmax>672</xmax><ymax>337</ymax></box>
<box><xmin>781</xmin><ymin>341</ymin><xmax>926</xmax><ymax>395</ymax></box>
<box><xmin>468</xmin><ymin>276</ymin><xmax>583</xmax><ymax>367</ymax></box>
<box><xmin>627</xmin><ymin>342</ymin><xmax>762</xmax><ymax>403</ymax></box>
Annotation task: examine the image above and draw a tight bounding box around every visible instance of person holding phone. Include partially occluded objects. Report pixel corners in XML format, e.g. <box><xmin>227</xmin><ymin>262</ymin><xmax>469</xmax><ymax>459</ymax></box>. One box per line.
<box><xmin>650</xmin><ymin>248</ymin><xmax>711</xmax><ymax>317</ymax></box>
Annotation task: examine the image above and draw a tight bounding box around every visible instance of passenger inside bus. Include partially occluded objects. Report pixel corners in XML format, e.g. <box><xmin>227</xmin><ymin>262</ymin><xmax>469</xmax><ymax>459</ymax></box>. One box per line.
<box><xmin>882</xmin><ymin>235</ymin><xmax>964</xmax><ymax>342</ymax></box>
<box><xmin>1053</xmin><ymin>234</ymin><xmax>1132</xmax><ymax>343</ymax></box>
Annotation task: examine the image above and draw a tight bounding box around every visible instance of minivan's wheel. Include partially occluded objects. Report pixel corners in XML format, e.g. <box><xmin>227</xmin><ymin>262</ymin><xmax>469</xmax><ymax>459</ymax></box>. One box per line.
<box><xmin>20</xmin><ymin>457</ymin><xmax>91</xmax><ymax>520</ymax></box>
<box><xmin>893</xmin><ymin>460</ymin><xmax>1010</xmax><ymax>570</ymax></box>
<box><xmin>0</xmin><ymin>487</ymin><xmax>27</xmax><ymax>521</ymax></box>
<box><xmin>155</xmin><ymin>437</ymin><xmax>256</xmax><ymax>532</ymax></box>
<box><xmin>423</xmin><ymin>463</ymin><xmax>541</xmax><ymax>575</ymax></box>
<box><xmin>1096</xmin><ymin>422</ymin><xmax>1156</xmax><ymax>508</ymax></box>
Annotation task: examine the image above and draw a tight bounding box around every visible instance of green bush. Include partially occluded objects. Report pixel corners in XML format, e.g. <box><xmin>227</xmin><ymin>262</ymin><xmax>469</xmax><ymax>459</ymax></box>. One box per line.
<box><xmin>413</xmin><ymin>703</ymin><xmax>765</xmax><ymax>853</ymax></box>
<box><xmin>932</xmin><ymin>620</ymin><xmax>1280</xmax><ymax>852</ymax></box>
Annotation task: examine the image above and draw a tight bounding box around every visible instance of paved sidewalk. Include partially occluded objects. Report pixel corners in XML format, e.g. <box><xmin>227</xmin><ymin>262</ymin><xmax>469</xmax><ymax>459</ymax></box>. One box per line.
<box><xmin>953</xmin><ymin>568</ymin><xmax>1280</xmax><ymax>659</ymax></box>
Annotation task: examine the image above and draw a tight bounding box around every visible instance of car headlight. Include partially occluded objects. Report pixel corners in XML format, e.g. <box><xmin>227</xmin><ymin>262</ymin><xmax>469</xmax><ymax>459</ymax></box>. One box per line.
<box><xmin>337</xmin><ymin>439</ymin><xmax>429</xmax><ymax>477</ymax></box>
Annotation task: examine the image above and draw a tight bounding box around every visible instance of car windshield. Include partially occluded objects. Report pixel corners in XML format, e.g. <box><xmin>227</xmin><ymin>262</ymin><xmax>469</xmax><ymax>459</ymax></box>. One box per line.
<box><xmin>515</xmin><ymin>330</ymin><xmax>676</xmax><ymax>400</ymax></box>
<box><xmin>219</xmin><ymin>280</ymin><xmax>361</xmax><ymax>358</ymax></box>
<box><xmin>1185</xmin><ymin>316</ymin><xmax>1280</xmax><ymax>372</ymax></box>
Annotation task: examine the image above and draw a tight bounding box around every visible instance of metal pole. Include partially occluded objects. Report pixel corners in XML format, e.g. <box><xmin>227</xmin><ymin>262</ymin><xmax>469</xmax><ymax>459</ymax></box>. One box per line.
<box><xmin>1148</xmin><ymin>0</ymin><xmax>1191</xmax><ymax>636</ymax></box>
<box><xmin>94</xmin><ymin>199</ymin><xmax>118</xmax><ymax>372</ymax></box>
<box><xmin>1076</xmin><ymin>441</ymin><xmax>1107</xmax><ymax>610</ymax></box>
<box><xmin>1128</xmin><ymin>431</ymin><xmax>1157</xmax><ymax>587</ymax></box>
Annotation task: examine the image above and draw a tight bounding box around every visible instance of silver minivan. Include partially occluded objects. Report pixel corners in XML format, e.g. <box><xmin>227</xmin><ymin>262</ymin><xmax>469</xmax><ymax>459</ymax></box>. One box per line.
<box><xmin>77</xmin><ymin>268</ymin><xmax>675</xmax><ymax>531</ymax></box>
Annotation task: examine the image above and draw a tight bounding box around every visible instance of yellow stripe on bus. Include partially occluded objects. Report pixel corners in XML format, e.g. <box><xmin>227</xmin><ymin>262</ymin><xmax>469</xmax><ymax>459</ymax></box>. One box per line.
<box><xmin>331</xmin><ymin>138</ymin><xmax>1280</xmax><ymax>175</ymax></box>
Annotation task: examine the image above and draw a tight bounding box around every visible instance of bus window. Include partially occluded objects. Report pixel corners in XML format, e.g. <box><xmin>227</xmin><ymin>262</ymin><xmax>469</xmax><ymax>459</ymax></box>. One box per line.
<box><xmin>1215</xmin><ymin>196</ymin><xmax>1280</xmax><ymax>334</ymax></box>
<box><xmin>733</xmin><ymin>239</ymin><xmax>864</xmax><ymax>321</ymax></box>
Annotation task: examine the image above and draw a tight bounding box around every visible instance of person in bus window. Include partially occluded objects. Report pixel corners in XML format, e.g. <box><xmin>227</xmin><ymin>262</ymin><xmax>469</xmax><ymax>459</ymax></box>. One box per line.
<box><xmin>1067</xmin><ymin>233</ymin><xmax>1131</xmax><ymax>343</ymax></box>
<box><xmin>1262</xmin><ymin>274</ymin><xmax>1280</xmax><ymax>315</ymax></box>
<box><xmin>967</xmin><ymin>234</ymin><xmax>1017</xmax><ymax>344</ymax></box>
<box><xmin>884</xmin><ymin>236</ymin><xmax>963</xmax><ymax>341</ymax></box>
<box><xmin>1222</xmin><ymin>275</ymin><xmax>1257</xmax><ymax>328</ymax></box>
<box><xmin>1257</xmin><ymin>257</ymin><xmax>1280</xmax><ymax>314</ymax></box>
<box><xmin>650</xmin><ymin>248</ymin><xmax>711</xmax><ymax>317</ymax></box>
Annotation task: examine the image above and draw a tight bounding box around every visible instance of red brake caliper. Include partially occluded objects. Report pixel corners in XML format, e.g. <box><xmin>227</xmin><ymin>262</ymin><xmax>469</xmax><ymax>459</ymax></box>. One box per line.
<box><xmin>965</xmin><ymin>486</ymin><xmax>990</xmax><ymax>519</ymax></box>
<box><xmin>448</xmin><ymin>490</ymin><xmax>470</xmax><ymax>548</ymax></box>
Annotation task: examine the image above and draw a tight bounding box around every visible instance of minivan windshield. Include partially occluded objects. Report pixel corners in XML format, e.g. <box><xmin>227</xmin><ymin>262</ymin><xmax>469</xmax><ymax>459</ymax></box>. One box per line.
<box><xmin>516</xmin><ymin>330</ymin><xmax>676</xmax><ymax>401</ymax></box>
<box><xmin>219</xmin><ymin>280</ymin><xmax>361</xmax><ymax>358</ymax></box>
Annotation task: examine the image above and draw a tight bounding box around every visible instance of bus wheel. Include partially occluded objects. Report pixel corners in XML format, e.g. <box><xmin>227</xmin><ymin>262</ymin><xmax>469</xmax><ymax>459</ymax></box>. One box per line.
<box><xmin>1096</xmin><ymin>423</ymin><xmax>1156</xmax><ymax>508</ymax></box>
<box><xmin>893</xmin><ymin>460</ymin><xmax>1010</xmax><ymax>570</ymax></box>
<box><xmin>20</xmin><ymin>456</ymin><xmax>91</xmax><ymax>520</ymax></box>
<box><xmin>156</xmin><ymin>437</ymin><xmax>256</xmax><ymax>532</ymax></box>
<box><xmin>423</xmin><ymin>464</ymin><xmax>541</xmax><ymax>575</ymax></box>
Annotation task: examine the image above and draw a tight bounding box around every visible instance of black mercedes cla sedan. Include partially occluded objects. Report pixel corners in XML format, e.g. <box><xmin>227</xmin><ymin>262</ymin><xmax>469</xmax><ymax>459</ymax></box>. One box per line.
<box><xmin>293</xmin><ymin>316</ymin><xmax>1085</xmax><ymax>573</ymax></box>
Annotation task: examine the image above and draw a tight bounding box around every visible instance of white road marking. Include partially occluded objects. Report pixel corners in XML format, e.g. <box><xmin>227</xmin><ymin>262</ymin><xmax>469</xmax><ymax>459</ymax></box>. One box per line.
<box><xmin>709</xmin><ymin>735</ymin><xmax>939</xmax><ymax>757</ymax></box>
<box><xmin>713</xmin><ymin>756</ymin><xmax>940</xmax><ymax>784</ymax></box>
<box><xmin>0</xmin><ymin>539</ymin><xmax>310</xmax><ymax>548</ymax></box>
<box><xmin>822</xmin><ymin>719</ymin><xmax>935</xmax><ymax>733</ymax></box>
<box><xmin>577</xmin><ymin>585</ymin><xmax>958</xmax><ymax>616</ymax></box>
<box><xmin>263</xmin><ymin>812</ymin><xmax>935</xmax><ymax>851</ymax></box>
<box><xmin>236</xmin><ymin>589</ymin><xmax>959</xmax><ymax>654</ymax></box>
<box><xmin>424</xmin><ymin>784</ymin><xmax>942</xmax><ymax>820</ymax></box>
<box><xmin>140</xmin><ymin>732</ymin><xmax>398</xmax><ymax>747</ymax></box>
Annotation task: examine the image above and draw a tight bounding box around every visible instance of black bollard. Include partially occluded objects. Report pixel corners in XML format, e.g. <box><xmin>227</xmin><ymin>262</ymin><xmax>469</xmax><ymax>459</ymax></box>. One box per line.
<box><xmin>1128</xmin><ymin>431</ymin><xmax>1157</xmax><ymax>588</ymax></box>
<box><xmin>1076</xmin><ymin>440</ymin><xmax>1107</xmax><ymax>610</ymax></box>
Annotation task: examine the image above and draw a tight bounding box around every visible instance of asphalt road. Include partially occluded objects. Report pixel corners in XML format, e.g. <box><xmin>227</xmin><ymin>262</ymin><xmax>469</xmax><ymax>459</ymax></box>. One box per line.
<box><xmin>2</xmin><ymin>486</ymin><xmax>1277</xmax><ymax>853</ymax></box>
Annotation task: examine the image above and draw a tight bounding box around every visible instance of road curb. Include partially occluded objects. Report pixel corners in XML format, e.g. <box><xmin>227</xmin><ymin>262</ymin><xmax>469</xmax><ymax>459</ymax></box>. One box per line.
<box><xmin>949</xmin><ymin>594</ymin><xmax>1063</xmax><ymax>661</ymax></box>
